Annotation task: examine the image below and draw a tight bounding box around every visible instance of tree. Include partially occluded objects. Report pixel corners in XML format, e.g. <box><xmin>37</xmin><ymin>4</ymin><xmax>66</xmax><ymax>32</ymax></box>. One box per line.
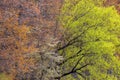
<box><xmin>58</xmin><ymin>0</ymin><xmax>120</xmax><ymax>80</ymax></box>
<box><xmin>28</xmin><ymin>0</ymin><xmax>64</xmax><ymax>80</ymax></box>
<box><xmin>0</xmin><ymin>14</ymin><xmax>35</xmax><ymax>79</ymax></box>
<box><xmin>0</xmin><ymin>0</ymin><xmax>63</xmax><ymax>79</ymax></box>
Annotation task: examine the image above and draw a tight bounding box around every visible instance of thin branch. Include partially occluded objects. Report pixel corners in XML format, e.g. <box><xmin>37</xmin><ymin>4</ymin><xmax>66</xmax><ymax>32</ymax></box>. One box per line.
<box><xmin>55</xmin><ymin>63</ymin><xmax>91</xmax><ymax>79</ymax></box>
<box><xmin>71</xmin><ymin>55</ymin><xmax>84</xmax><ymax>71</ymax></box>
<box><xmin>76</xmin><ymin>72</ymin><xmax>86</xmax><ymax>79</ymax></box>
<box><xmin>57</xmin><ymin>23</ymin><xmax>95</xmax><ymax>51</ymax></box>
<box><xmin>59</xmin><ymin>49</ymin><xmax>82</xmax><ymax>65</ymax></box>
<box><xmin>74</xmin><ymin>63</ymin><xmax>91</xmax><ymax>72</ymax></box>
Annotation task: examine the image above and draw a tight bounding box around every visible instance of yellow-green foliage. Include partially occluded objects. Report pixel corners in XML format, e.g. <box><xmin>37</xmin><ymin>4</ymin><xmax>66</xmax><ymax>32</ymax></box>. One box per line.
<box><xmin>0</xmin><ymin>73</ymin><xmax>13</xmax><ymax>80</ymax></box>
<box><xmin>60</xmin><ymin>0</ymin><xmax>120</xmax><ymax>80</ymax></box>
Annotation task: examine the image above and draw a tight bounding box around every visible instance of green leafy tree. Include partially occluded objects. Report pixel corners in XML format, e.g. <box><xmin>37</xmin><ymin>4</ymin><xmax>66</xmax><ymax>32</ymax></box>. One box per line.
<box><xmin>57</xmin><ymin>0</ymin><xmax>120</xmax><ymax>80</ymax></box>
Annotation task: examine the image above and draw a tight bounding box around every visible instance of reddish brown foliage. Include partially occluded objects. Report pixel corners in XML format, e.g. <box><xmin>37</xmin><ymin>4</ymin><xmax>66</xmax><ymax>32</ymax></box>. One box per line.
<box><xmin>0</xmin><ymin>0</ymin><xmax>63</xmax><ymax>79</ymax></box>
<box><xmin>0</xmin><ymin>15</ymin><xmax>36</xmax><ymax>76</ymax></box>
<box><xmin>0</xmin><ymin>0</ymin><xmax>37</xmax><ymax>78</ymax></box>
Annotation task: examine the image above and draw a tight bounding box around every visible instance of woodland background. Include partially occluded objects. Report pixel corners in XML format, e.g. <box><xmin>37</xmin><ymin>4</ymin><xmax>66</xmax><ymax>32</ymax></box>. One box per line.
<box><xmin>0</xmin><ymin>0</ymin><xmax>120</xmax><ymax>80</ymax></box>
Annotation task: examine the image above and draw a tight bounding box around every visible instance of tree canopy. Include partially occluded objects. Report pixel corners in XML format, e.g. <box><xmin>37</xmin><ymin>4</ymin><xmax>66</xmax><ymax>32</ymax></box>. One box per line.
<box><xmin>58</xmin><ymin>0</ymin><xmax>120</xmax><ymax>80</ymax></box>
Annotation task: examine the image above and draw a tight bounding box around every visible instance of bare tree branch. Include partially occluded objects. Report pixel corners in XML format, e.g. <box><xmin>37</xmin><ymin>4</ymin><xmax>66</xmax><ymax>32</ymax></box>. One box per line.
<box><xmin>55</xmin><ymin>63</ymin><xmax>91</xmax><ymax>79</ymax></box>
